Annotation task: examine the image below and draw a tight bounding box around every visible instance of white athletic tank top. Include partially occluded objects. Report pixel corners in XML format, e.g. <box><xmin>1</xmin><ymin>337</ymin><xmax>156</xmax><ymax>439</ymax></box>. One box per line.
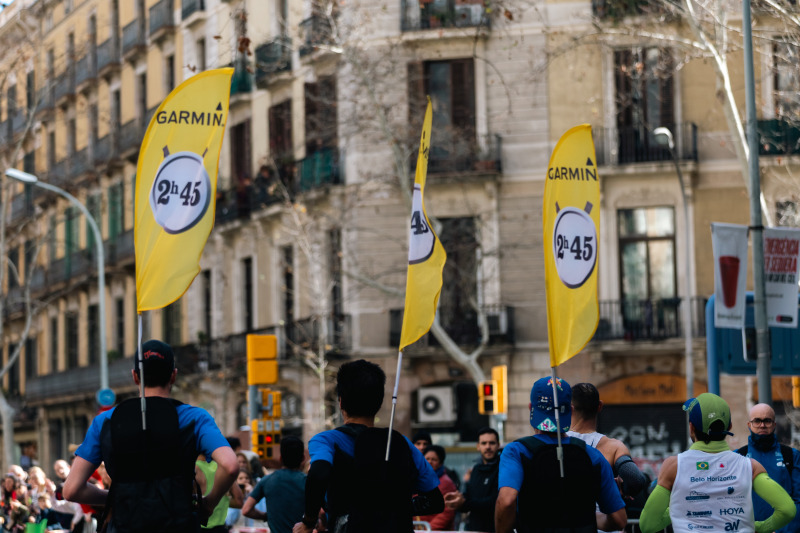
<box><xmin>566</xmin><ymin>431</ymin><xmax>618</xmax><ymax>533</ymax></box>
<box><xmin>567</xmin><ymin>431</ymin><xmax>605</xmax><ymax>448</ymax></box>
<box><xmin>670</xmin><ymin>449</ymin><xmax>754</xmax><ymax>533</ymax></box>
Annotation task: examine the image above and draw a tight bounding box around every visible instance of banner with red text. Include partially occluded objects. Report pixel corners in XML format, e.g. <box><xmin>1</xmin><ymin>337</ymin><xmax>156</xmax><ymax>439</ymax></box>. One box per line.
<box><xmin>764</xmin><ymin>227</ymin><xmax>800</xmax><ymax>328</ymax></box>
<box><xmin>711</xmin><ymin>223</ymin><xmax>748</xmax><ymax>329</ymax></box>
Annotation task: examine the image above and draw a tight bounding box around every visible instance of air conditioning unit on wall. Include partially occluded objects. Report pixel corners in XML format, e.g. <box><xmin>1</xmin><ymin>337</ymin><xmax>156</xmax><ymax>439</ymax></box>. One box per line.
<box><xmin>417</xmin><ymin>385</ymin><xmax>457</xmax><ymax>424</ymax></box>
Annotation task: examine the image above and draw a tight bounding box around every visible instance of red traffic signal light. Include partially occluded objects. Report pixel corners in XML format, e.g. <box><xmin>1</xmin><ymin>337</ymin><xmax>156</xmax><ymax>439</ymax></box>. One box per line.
<box><xmin>483</xmin><ymin>383</ymin><xmax>494</xmax><ymax>396</ymax></box>
<box><xmin>478</xmin><ymin>380</ymin><xmax>498</xmax><ymax>415</ymax></box>
<box><xmin>265</xmin><ymin>435</ymin><xmax>273</xmax><ymax>444</ymax></box>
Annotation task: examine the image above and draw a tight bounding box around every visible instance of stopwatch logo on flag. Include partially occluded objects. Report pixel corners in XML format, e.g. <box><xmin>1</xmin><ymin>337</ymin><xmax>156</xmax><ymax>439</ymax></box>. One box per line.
<box><xmin>552</xmin><ymin>202</ymin><xmax>597</xmax><ymax>289</ymax></box>
<box><xmin>408</xmin><ymin>184</ymin><xmax>435</xmax><ymax>265</ymax></box>
<box><xmin>149</xmin><ymin>151</ymin><xmax>212</xmax><ymax>234</ymax></box>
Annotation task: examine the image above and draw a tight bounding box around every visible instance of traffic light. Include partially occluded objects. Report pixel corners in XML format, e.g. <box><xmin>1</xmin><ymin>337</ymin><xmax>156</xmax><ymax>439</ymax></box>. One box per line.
<box><xmin>478</xmin><ymin>380</ymin><xmax>497</xmax><ymax>415</ymax></box>
<box><xmin>793</xmin><ymin>376</ymin><xmax>800</xmax><ymax>408</ymax></box>
<box><xmin>247</xmin><ymin>334</ymin><xmax>278</xmax><ymax>385</ymax></box>
<box><xmin>261</xmin><ymin>389</ymin><xmax>282</xmax><ymax>417</ymax></box>
<box><xmin>251</xmin><ymin>417</ymin><xmax>282</xmax><ymax>459</ymax></box>
<box><xmin>492</xmin><ymin>365</ymin><xmax>508</xmax><ymax>414</ymax></box>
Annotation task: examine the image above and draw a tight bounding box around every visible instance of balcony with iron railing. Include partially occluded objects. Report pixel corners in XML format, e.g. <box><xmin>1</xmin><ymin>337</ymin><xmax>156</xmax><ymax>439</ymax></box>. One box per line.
<box><xmin>47</xmin><ymin>158</ymin><xmax>71</xmax><ymax>189</ymax></box>
<box><xmin>105</xmin><ymin>229</ymin><xmax>135</xmax><ymax>266</ymax></box>
<box><xmin>119</xmin><ymin>108</ymin><xmax>159</xmax><ymax>157</ymax></box>
<box><xmin>122</xmin><ymin>19</ymin><xmax>146</xmax><ymax>60</ymax></box>
<box><xmin>401</xmin><ymin>0</ymin><xmax>489</xmax><ymax>31</ymax></box>
<box><xmin>285</xmin><ymin>314</ymin><xmax>352</xmax><ymax>358</ymax></box>
<box><xmin>390</xmin><ymin>304</ymin><xmax>515</xmax><ymax>349</ymax></box>
<box><xmin>215</xmin><ymin>182</ymin><xmax>285</xmax><ymax>225</ymax></box>
<box><xmin>299</xmin><ymin>14</ymin><xmax>335</xmax><ymax>57</ymax></box>
<box><xmin>9</xmin><ymin>190</ymin><xmax>33</xmax><ymax>225</ymax></box>
<box><xmin>594</xmin><ymin>122</ymin><xmax>698</xmax><ymax>166</ymax></box>
<box><xmin>410</xmin><ymin>132</ymin><xmax>502</xmax><ymax>175</ymax></box>
<box><xmin>592</xmin><ymin>297</ymin><xmax>707</xmax><ymax>342</ymax></box>
<box><xmin>591</xmin><ymin>0</ymin><xmax>673</xmax><ymax>19</ymax></box>
<box><xmin>97</xmin><ymin>37</ymin><xmax>121</xmax><ymax>75</ymax></box>
<box><xmin>255</xmin><ymin>36</ymin><xmax>292</xmax><ymax>87</ymax></box>
<box><xmin>297</xmin><ymin>147</ymin><xmax>341</xmax><ymax>192</ymax></box>
<box><xmin>75</xmin><ymin>50</ymin><xmax>97</xmax><ymax>90</ymax></box>
<box><xmin>94</xmin><ymin>130</ymin><xmax>119</xmax><ymax>166</ymax></box>
<box><xmin>10</xmin><ymin>109</ymin><xmax>28</xmax><ymax>136</ymax></box>
<box><xmin>758</xmin><ymin>118</ymin><xmax>800</xmax><ymax>156</ymax></box>
<box><xmin>36</xmin><ymin>85</ymin><xmax>54</xmax><ymax>116</ymax></box>
<box><xmin>25</xmin><ymin>354</ymin><xmax>135</xmax><ymax>403</ymax></box>
<box><xmin>230</xmin><ymin>59</ymin><xmax>253</xmax><ymax>96</ymax></box>
<box><xmin>53</xmin><ymin>67</ymin><xmax>76</xmax><ymax>103</ymax></box>
<box><xmin>149</xmin><ymin>0</ymin><xmax>175</xmax><ymax>41</ymax></box>
<box><xmin>69</xmin><ymin>148</ymin><xmax>92</xmax><ymax>180</ymax></box>
<box><xmin>182</xmin><ymin>0</ymin><xmax>206</xmax><ymax>22</ymax></box>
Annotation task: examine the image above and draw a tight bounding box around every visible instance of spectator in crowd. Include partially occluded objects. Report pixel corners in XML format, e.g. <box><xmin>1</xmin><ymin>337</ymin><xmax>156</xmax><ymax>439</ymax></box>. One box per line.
<box><xmin>495</xmin><ymin>376</ymin><xmax>626</xmax><ymax>533</ymax></box>
<box><xmin>412</xmin><ymin>431</ymin><xmax>432</xmax><ymax>453</ymax></box>
<box><xmin>418</xmin><ymin>445</ymin><xmax>456</xmax><ymax>530</ymax></box>
<box><xmin>444</xmin><ymin>427</ymin><xmax>501</xmax><ymax>532</ymax></box>
<box><xmin>640</xmin><ymin>393</ymin><xmax>795</xmax><ymax>533</ymax></box>
<box><xmin>244</xmin><ymin>435</ymin><xmax>306</xmax><ymax>533</ymax></box>
<box><xmin>735</xmin><ymin>403</ymin><xmax>800</xmax><ymax>533</ymax></box>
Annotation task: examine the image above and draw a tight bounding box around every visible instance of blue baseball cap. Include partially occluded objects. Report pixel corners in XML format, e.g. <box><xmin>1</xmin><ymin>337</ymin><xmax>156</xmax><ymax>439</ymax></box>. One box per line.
<box><xmin>530</xmin><ymin>376</ymin><xmax>571</xmax><ymax>432</ymax></box>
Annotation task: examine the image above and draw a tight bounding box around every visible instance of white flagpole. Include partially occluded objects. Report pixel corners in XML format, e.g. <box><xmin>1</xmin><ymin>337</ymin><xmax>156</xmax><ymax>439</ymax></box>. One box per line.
<box><xmin>138</xmin><ymin>313</ymin><xmax>146</xmax><ymax>430</ymax></box>
<box><xmin>385</xmin><ymin>350</ymin><xmax>404</xmax><ymax>461</ymax></box>
<box><xmin>551</xmin><ymin>367</ymin><xmax>565</xmax><ymax>478</ymax></box>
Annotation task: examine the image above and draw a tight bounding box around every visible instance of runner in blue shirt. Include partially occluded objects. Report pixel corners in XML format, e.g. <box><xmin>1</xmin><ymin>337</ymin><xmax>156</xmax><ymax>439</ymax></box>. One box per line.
<box><xmin>496</xmin><ymin>376</ymin><xmax>626</xmax><ymax>533</ymax></box>
<box><xmin>293</xmin><ymin>359</ymin><xmax>442</xmax><ymax>533</ymax></box>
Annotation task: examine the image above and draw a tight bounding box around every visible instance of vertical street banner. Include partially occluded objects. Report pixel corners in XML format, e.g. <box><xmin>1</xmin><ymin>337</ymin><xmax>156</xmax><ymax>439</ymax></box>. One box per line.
<box><xmin>135</xmin><ymin>68</ymin><xmax>234</xmax><ymax>312</ymax></box>
<box><xmin>711</xmin><ymin>222</ymin><xmax>748</xmax><ymax>329</ymax></box>
<box><xmin>543</xmin><ymin>124</ymin><xmax>600</xmax><ymax>367</ymax></box>
<box><xmin>764</xmin><ymin>227</ymin><xmax>800</xmax><ymax>328</ymax></box>
<box><xmin>399</xmin><ymin>98</ymin><xmax>447</xmax><ymax>351</ymax></box>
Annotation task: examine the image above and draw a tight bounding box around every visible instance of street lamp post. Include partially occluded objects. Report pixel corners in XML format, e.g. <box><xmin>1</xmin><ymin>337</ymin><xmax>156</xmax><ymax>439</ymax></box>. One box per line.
<box><xmin>5</xmin><ymin>168</ymin><xmax>109</xmax><ymax>393</ymax></box>
<box><xmin>653</xmin><ymin>127</ymin><xmax>694</xmax><ymax>401</ymax></box>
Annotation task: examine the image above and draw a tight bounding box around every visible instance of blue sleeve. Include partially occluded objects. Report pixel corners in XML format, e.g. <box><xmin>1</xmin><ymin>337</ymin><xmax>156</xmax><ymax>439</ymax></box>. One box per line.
<box><xmin>407</xmin><ymin>438</ymin><xmax>439</xmax><ymax>492</ymax></box>
<box><xmin>179</xmin><ymin>405</ymin><xmax>230</xmax><ymax>458</ymax></box>
<box><xmin>790</xmin><ymin>450</ymin><xmax>800</xmax><ymax>504</ymax></box>
<box><xmin>75</xmin><ymin>409</ymin><xmax>114</xmax><ymax>466</ymax></box>
<box><xmin>592</xmin><ymin>448</ymin><xmax>626</xmax><ymax>514</ymax></box>
<box><xmin>498</xmin><ymin>442</ymin><xmax>525</xmax><ymax>492</ymax></box>
<box><xmin>248</xmin><ymin>475</ymin><xmax>269</xmax><ymax>503</ymax></box>
<box><xmin>309</xmin><ymin>430</ymin><xmax>339</xmax><ymax>464</ymax></box>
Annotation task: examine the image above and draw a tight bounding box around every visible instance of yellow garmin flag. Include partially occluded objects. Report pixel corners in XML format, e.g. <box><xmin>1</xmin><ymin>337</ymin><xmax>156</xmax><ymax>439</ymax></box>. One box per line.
<box><xmin>399</xmin><ymin>98</ymin><xmax>447</xmax><ymax>351</ymax></box>
<box><xmin>135</xmin><ymin>68</ymin><xmax>234</xmax><ymax>312</ymax></box>
<box><xmin>543</xmin><ymin>124</ymin><xmax>600</xmax><ymax>367</ymax></box>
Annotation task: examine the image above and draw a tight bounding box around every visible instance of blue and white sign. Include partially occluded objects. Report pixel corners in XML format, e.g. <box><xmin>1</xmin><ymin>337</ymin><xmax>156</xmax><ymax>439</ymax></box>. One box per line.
<box><xmin>96</xmin><ymin>388</ymin><xmax>116</xmax><ymax>407</ymax></box>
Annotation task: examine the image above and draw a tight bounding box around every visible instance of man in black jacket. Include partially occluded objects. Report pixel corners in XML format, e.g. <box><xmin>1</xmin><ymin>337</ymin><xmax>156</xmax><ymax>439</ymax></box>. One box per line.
<box><xmin>444</xmin><ymin>427</ymin><xmax>500</xmax><ymax>532</ymax></box>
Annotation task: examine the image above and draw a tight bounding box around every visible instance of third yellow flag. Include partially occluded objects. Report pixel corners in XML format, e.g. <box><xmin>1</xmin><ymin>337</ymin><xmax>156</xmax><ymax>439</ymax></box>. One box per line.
<box><xmin>543</xmin><ymin>124</ymin><xmax>600</xmax><ymax>367</ymax></box>
<box><xmin>135</xmin><ymin>68</ymin><xmax>233</xmax><ymax>312</ymax></box>
<box><xmin>399</xmin><ymin>98</ymin><xmax>447</xmax><ymax>351</ymax></box>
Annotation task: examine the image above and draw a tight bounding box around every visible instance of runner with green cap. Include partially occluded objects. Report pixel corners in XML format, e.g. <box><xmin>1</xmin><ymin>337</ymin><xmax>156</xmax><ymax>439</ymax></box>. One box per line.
<box><xmin>640</xmin><ymin>393</ymin><xmax>796</xmax><ymax>533</ymax></box>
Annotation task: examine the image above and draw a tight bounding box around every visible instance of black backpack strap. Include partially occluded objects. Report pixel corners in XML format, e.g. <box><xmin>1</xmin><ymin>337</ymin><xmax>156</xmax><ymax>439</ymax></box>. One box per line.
<box><xmin>780</xmin><ymin>444</ymin><xmax>794</xmax><ymax>475</ymax></box>
<box><xmin>335</xmin><ymin>424</ymin><xmax>366</xmax><ymax>439</ymax></box>
<box><xmin>736</xmin><ymin>445</ymin><xmax>748</xmax><ymax>456</ymax></box>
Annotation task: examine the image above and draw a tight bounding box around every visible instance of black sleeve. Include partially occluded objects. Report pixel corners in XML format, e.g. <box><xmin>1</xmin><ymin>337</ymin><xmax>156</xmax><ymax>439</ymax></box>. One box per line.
<box><xmin>614</xmin><ymin>455</ymin><xmax>647</xmax><ymax>498</ymax></box>
<box><xmin>303</xmin><ymin>460</ymin><xmax>332</xmax><ymax>526</ymax></box>
<box><xmin>412</xmin><ymin>487</ymin><xmax>444</xmax><ymax>516</ymax></box>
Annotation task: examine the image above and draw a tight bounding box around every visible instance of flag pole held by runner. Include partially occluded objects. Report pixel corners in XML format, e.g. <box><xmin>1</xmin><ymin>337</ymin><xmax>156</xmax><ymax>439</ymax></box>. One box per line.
<box><xmin>134</xmin><ymin>68</ymin><xmax>234</xmax><ymax>428</ymax></box>
<box><xmin>387</xmin><ymin>97</ymin><xmax>447</xmax><ymax>461</ymax></box>
<box><xmin>542</xmin><ymin>124</ymin><xmax>600</xmax><ymax>476</ymax></box>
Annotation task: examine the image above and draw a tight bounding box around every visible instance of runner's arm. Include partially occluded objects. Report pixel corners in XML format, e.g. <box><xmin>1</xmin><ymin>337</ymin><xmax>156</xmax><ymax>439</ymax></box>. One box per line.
<box><xmin>614</xmin><ymin>454</ymin><xmax>647</xmax><ymax>497</ymax></box>
<box><xmin>495</xmin><ymin>486</ymin><xmax>517</xmax><ymax>533</ymax></box>
<box><xmin>753</xmin><ymin>470</ymin><xmax>796</xmax><ymax>533</ymax></box>
<box><xmin>227</xmin><ymin>480</ymin><xmax>244</xmax><ymax>509</ymax></box>
<box><xmin>638</xmin><ymin>484</ymin><xmax>671</xmax><ymax>533</ymax></box>
<box><xmin>205</xmin><ymin>446</ymin><xmax>239</xmax><ymax>514</ymax></box>
<box><xmin>242</xmin><ymin>496</ymin><xmax>266</xmax><ymax>521</ymax></box>
<box><xmin>62</xmin><ymin>457</ymin><xmax>107</xmax><ymax>506</ymax></box>
<box><xmin>302</xmin><ymin>459</ymin><xmax>331</xmax><ymax>529</ymax></box>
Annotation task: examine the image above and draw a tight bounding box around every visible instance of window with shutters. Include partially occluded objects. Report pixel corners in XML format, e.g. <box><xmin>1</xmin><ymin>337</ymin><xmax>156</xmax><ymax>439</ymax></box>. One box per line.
<box><xmin>304</xmin><ymin>76</ymin><xmax>337</xmax><ymax>153</ymax></box>
<box><xmin>66</xmin><ymin>312</ymin><xmax>79</xmax><ymax>369</ymax></box>
<box><xmin>86</xmin><ymin>193</ymin><xmax>101</xmax><ymax>255</ymax></box>
<box><xmin>25</xmin><ymin>337</ymin><xmax>37</xmax><ymax>379</ymax></box>
<box><xmin>163</xmin><ymin>300</ymin><xmax>182</xmax><ymax>346</ymax></box>
<box><xmin>408</xmin><ymin>59</ymin><xmax>476</xmax><ymax>173</ymax></box>
<box><xmin>108</xmin><ymin>183</ymin><xmax>123</xmax><ymax>239</ymax></box>
<box><xmin>115</xmin><ymin>297</ymin><xmax>126</xmax><ymax>359</ymax></box>
<box><xmin>50</xmin><ymin>316</ymin><xmax>59</xmax><ymax>372</ymax></box>
<box><xmin>242</xmin><ymin>257</ymin><xmax>254</xmax><ymax>332</ymax></box>
<box><xmin>7</xmin><ymin>344</ymin><xmax>19</xmax><ymax>396</ymax></box>
<box><xmin>774</xmin><ymin>39</ymin><xmax>800</xmax><ymax>121</ymax></box>
<box><xmin>269</xmin><ymin>99</ymin><xmax>294</xmax><ymax>189</ymax></box>
<box><xmin>614</xmin><ymin>47</ymin><xmax>674</xmax><ymax>163</ymax></box>
<box><xmin>231</xmin><ymin>119</ymin><xmax>252</xmax><ymax>184</ymax></box>
<box><xmin>436</xmin><ymin>217</ymin><xmax>479</xmax><ymax>344</ymax></box>
<box><xmin>88</xmin><ymin>304</ymin><xmax>99</xmax><ymax>366</ymax></box>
